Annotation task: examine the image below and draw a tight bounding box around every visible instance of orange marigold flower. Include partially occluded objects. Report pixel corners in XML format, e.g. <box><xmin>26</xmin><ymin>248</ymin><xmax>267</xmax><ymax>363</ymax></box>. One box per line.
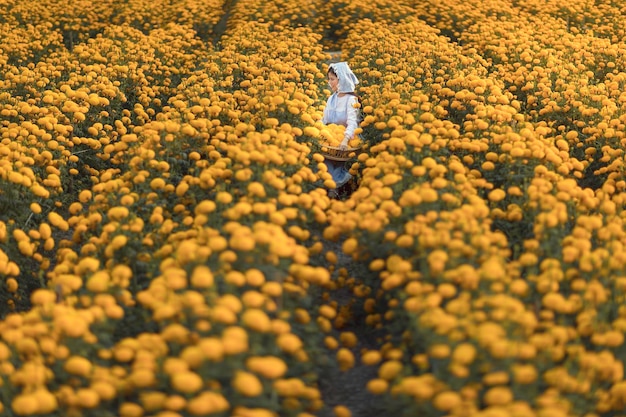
<box><xmin>232</xmin><ymin>371</ymin><xmax>263</xmax><ymax>397</ymax></box>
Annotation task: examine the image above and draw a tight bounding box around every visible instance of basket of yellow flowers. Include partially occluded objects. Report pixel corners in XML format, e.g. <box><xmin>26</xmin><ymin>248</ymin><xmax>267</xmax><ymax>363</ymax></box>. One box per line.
<box><xmin>315</xmin><ymin>124</ymin><xmax>363</xmax><ymax>161</ymax></box>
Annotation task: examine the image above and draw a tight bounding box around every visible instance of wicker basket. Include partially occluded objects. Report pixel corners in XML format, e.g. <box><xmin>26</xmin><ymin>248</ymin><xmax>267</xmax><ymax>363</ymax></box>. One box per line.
<box><xmin>320</xmin><ymin>145</ymin><xmax>362</xmax><ymax>161</ymax></box>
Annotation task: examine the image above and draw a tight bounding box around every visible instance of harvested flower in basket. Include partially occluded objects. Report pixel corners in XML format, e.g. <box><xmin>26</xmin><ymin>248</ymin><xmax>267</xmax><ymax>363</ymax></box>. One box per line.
<box><xmin>319</xmin><ymin>124</ymin><xmax>347</xmax><ymax>147</ymax></box>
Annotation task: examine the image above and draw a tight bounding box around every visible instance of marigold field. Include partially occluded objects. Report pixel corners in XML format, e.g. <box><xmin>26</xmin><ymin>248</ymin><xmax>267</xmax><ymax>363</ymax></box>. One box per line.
<box><xmin>2</xmin><ymin>0</ymin><xmax>626</xmax><ymax>416</ymax></box>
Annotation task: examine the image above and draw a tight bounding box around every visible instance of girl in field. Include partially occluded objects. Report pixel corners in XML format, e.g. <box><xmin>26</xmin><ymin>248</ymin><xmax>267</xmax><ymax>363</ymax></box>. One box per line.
<box><xmin>322</xmin><ymin>61</ymin><xmax>361</xmax><ymax>198</ymax></box>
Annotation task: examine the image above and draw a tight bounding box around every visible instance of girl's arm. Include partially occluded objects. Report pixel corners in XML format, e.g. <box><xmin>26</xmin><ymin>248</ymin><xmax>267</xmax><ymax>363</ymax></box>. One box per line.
<box><xmin>341</xmin><ymin>95</ymin><xmax>359</xmax><ymax>148</ymax></box>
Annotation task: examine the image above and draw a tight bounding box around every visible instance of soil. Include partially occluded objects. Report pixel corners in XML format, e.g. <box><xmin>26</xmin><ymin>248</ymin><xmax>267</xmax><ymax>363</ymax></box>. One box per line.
<box><xmin>315</xmin><ymin>239</ymin><xmax>388</xmax><ymax>417</ymax></box>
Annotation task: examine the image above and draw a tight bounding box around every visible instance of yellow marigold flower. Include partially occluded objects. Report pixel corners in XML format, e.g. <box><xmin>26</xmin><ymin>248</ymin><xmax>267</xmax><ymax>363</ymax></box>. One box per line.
<box><xmin>31</xmin><ymin>289</ymin><xmax>56</xmax><ymax>306</ymax></box>
<box><xmin>452</xmin><ymin>343</ymin><xmax>476</xmax><ymax>365</ymax></box>
<box><xmin>186</xmin><ymin>391</ymin><xmax>229</xmax><ymax>415</ymax></box>
<box><xmin>230</xmin><ymin>234</ymin><xmax>255</xmax><ymax>252</ymax></box>
<box><xmin>273</xmin><ymin>378</ymin><xmax>306</xmax><ymax>397</ymax></box>
<box><xmin>437</xmin><ymin>283</ymin><xmax>457</xmax><ymax>298</ymax></box>
<box><xmin>64</xmin><ymin>356</ymin><xmax>92</xmax><ymax>377</ymax></box>
<box><xmin>481</xmin><ymin>256</ymin><xmax>506</xmax><ymax>280</ymax></box>
<box><xmin>433</xmin><ymin>391</ymin><xmax>462</xmax><ymax>411</ymax></box>
<box><xmin>342</xmin><ymin>238</ymin><xmax>358</xmax><ymax>255</ymax></box>
<box><xmin>161</xmin><ymin>323</ymin><xmax>190</xmax><ymax>344</ymax></box>
<box><xmin>43</xmin><ymin>237</ymin><xmax>54</xmax><ymax>251</ymax></box>
<box><xmin>337</xmin><ymin>348</ymin><xmax>355</xmax><ymax>371</ymax></box>
<box><xmin>163</xmin><ymin>394</ymin><xmax>186</xmax><ymax>411</ymax></box>
<box><xmin>129</xmin><ymin>368</ymin><xmax>156</xmax><ymax>388</ymax></box>
<box><xmin>242</xmin><ymin>309</ymin><xmax>271</xmax><ymax>333</ymax></box>
<box><xmin>387</xmin><ymin>137</ymin><xmax>406</xmax><ymax>152</ymax></box>
<box><xmin>110</xmin><ymin>235</ymin><xmax>128</xmax><ymax>250</ymax></box>
<box><xmin>5</xmin><ymin>278</ymin><xmax>17</xmax><ymax>293</ymax></box>
<box><xmin>225</xmin><ymin>270</ymin><xmax>246</xmax><ymax>286</ymax></box>
<box><xmin>164</xmin><ymin>358</ymin><xmax>189</xmax><ymax>375</ymax></box>
<box><xmin>181</xmin><ymin>345</ymin><xmax>204</xmax><ymax>369</ymax></box>
<box><xmin>323</xmin><ymin>178</ymin><xmax>336</xmax><ymax>189</ymax></box>
<box><xmin>246</xmin><ymin>356</ymin><xmax>287</xmax><ymax>379</ymax></box>
<box><xmin>270</xmin><ymin>320</ymin><xmax>290</xmax><ymax>335</ymax></box>
<box><xmin>604</xmin><ymin>330</ymin><xmax>625</xmax><ymax>347</ymax></box>
<box><xmin>248</xmin><ymin>182</ymin><xmax>266</xmax><ymax>198</ymax></box>
<box><xmin>77</xmin><ymin>257</ymin><xmax>100</xmax><ymax>274</ymax></box>
<box><xmin>79</xmin><ymin>190</ymin><xmax>92</xmax><ymax>203</ymax></box>
<box><xmin>334</xmin><ymin>405</ymin><xmax>352</xmax><ymax>417</ymax></box>
<box><xmin>369</xmin><ymin>259</ymin><xmax>385</xmax><ymax>271</ymax></box>
<box><xmin>175</xmin><ymin>182</ymin><xmax>189</xmax><ymax>197</ymax></box>
<box><xmin>149</xmin><ymin>288</ymin><xmax>177</xmax><ymax>312</ymax></box>
<box><xmin>113</xmin><ymin>346</ymin><xmax>134</xmax><ymax>363</ymax></box>
<box><xmin>420</xmin><ymin>187</ymin><xmax>438</xmax><ymax>203</ymax></box>
<box><xmin>277</xmin><ymin>333</ymin><xmax>303</xmax><ymax>354</ymax></box>
<box><xmin>325</xmin><ymin>250</ymin><xmax>338</xmax><ymax>265</ymax></box>
<box><xmin>319</xmin><ymin>305</ymin><xmax>337</xmax><ymax>320</ymax></box>
<box><xmin>233</xmin><ymin>371</ymin><xmax>263</xmax><ymax>397</ymax></box>
<box><xmin>518</xmin><ymin>252</ymin><xmax>538</xmax><ymax>267</ymax></box>
<box><xmin>108</xmin><ymin>206</ymin><xmax>130</xmax><ymax>221</ymax></box>
<box><xmin>264</xmin><ymin>118</ymin><xmax>279</xmax><ymax>128</ymax></box>
<box><xmin>30</xmin><ymin>202</ymin><xmax>42</xmax><ymax>214</ymax></box>
<box><xmin>366</xmin><ymin>378</ymin><xmax>388</xmax><ymax>394</ymax></box>
<box><xmin>303</xmin><ymin>126</ymin><xmax>320</xmax><ymax>138</ymax></box>
<box><xmin>216</xmin><ymin>191</ymin><xmax>233</xmax><ymax>204</ymax></box>
<box><xmin>427</xmin><ymin>250</ymin><xmax>448</xmax><ymax>274</ymax></box>
<box><xmin>361</xmin><ymin>350</ymin><xmax>382</xmax><ymax>366</ymax></box>
<box><xmin>378</xmin><ymin>360</ymin><xmax>402</xmax><ymax>380</ymax></box>
<box><xmin>398</xmin><ymin>376</ymin><xmax>434</xmax><ymax>399</ymax></box>
<box><xmin>150</xmin><ymin>177</ymin><xmax>166</xmax><ymax>191</ymax></box>
<box><xmin>112</xmin><ymin>264</ymin><xmax>132</xmax><ymax>283</ymax></box>
<box><xmin>244</xmin><ymin>269</ymin><xmax>265</xmax><ymax>287</ymax></box>
<box><xmin>198</xmin><ymin>338</ymin><xmax>224</xmax><ymax>362</ymax></box>
<box><xmin>488</xmin><ymin>189</ymin><xmax>506</xmax><ymax>202</ymax></box>
<box><xmin>509</xmin><ymin>279</ymin><xmax>529</xmax><ymax>296</ymax></box>
<box><xmin>222</xmin><ymin>326</ymin><xmax>249</xmax><ymax>355</ymax></box>
<box><xmin>48</xmin><ymin>211</ymin><xmax>69</xmax><ymax>231</ymax></box>
<box><xmin>17</xmin><ymin>241</ymin><xmax>33</xmax><ymax>257</ymax></box>
<box><xmin>259</xmin><ymin>282</ymin><xmax>281</xmax><ymax>298</ymax></box>
<box><xmin>512</xmin><ymin>364</ymin><xmax>538</xmax><ymax>384</ymax></box>
<box><xmin>195</xmin><ymin>200</ymin><xmax>216</xmax><ymax>215</ymax></box>
<box><xmin>483</xmin><ymin>371</ymin><xmax>510</xmax><ymax>387</ymax></box>
<box><xmin>38</xmin><ymin>223</ymin><xmax>52</xmax><ymax>240</ymax></box>
<box><xmin>340</xmin><ymin>332</ymin><xmax>358</xmax><ymax>348</ymax></box>
<box><xmin>212</xmin><ymin>305</ymin><xmax>237</xmax><ymax>324</ymax></box>
<box><xmin>294</xmin><ymin>308</ymin><xmax>311</xmax><ymax>324</ymax></box>
<box><xmin>171</xmin><ymin>371</ymin><xmax>203</xmax><ymax>394</ymax></box>
<box><xmin>12</xmin><ymin>393</ymin><xmax>38</xmax><ymax>415</ymax></box>
<box><xmin>325</xmin><ymin>336</ymin><xmax>339</xmax><ymax>350</ymax></box>
<box><xmin>483</xmin><ymin>386</ymin><xmax>513</xmax><ymax>406</ymax></box>
<box><xmin>92</xmin><ymin>380</ymin><xmax>116</xmax><ymax>402</ymax></box>
<box><xmin>139</xmin><ymin>391</ymin><xmax>166</xmax><ymax>412</ymax></box>
<box><xmin>77</xmin><ymin>388</ymin><xmax>100</xmax><ymax>408</ymax></box>
<box><xmin>191</xmin><ymin>265</ymin><xmax>214</xmax><ymax>288</ymax></box>
<box><xmin>119</xmin><ymin>402</ymin><xmax>144</xmax><ymax>417</ymax></box>
<box><xmin>395</xmin><ymin>234</ymin><xmax>414</xmax><ymax>248</ymax></box>
<box><xmin>428</xmin><ymin>344</ymin><xmax>450</xmax><ymax>359</ymax></box>
<box><xmin>86</xmin><ymin>271</ymin><xmax>110</xmax><ymax>293</ymax></box>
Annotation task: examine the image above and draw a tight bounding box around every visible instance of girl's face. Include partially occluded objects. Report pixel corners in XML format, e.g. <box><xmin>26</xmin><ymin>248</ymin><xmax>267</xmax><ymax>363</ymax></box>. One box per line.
<box><xmin>328</xmin><ymin>72</ymin><xmax>339</xmax><ymax>92</ymax></box>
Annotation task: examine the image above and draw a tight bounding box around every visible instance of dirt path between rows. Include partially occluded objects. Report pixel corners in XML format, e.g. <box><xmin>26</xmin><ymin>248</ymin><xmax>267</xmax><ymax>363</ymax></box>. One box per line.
<box><xmin>313</xmin><ymin>51</ymin><xmax>388</xmax><ymax>417</ymax></box>
<box><xmin>315</xmin><ymin>239</ymin><xmax>387</xmax><ymax>417</ymax></box>
<box><xmin>212</xmin><ymin>0</ymin><xmax>238</xmax><ymax>46</ymax></box>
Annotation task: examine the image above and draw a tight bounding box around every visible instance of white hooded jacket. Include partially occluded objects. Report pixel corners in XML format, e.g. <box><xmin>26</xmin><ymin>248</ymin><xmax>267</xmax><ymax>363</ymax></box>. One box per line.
<box><xmin>323</xmin><ymin>62</ymin><xmax>361</xmax><ymax>142</ymax></box>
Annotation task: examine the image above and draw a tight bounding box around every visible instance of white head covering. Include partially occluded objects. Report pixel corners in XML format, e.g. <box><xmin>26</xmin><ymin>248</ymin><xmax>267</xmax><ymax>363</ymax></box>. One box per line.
<box><xmin>329</xmin><ymin>62</ymin><xmax>359</xmax><ymax>93</ymax></box>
